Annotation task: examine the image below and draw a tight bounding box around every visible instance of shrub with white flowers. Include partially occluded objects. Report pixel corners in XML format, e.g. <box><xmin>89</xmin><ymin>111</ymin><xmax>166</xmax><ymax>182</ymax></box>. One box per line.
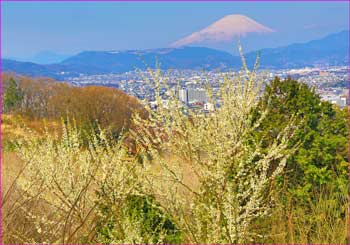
<box><xmin>131</xmin><ymin>51</ymin><xmax>299</xmax><ymax>243</ymax></box>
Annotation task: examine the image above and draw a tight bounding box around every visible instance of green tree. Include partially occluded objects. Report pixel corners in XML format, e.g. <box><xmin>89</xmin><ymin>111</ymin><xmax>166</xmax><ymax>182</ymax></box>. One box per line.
<box><xmin>3</xmin><ymin>78</ymin><xmax>23</xmax><ymax>112</ymax></box>
<box><xmin>253</xmin><ymin>77</ymin><xmax>348</xmax><ymax>199</ymax></box>
<box><xmin>96</xmin><ymin>195</ymin><xmax>182</xmax><ymax>244</ymax></box>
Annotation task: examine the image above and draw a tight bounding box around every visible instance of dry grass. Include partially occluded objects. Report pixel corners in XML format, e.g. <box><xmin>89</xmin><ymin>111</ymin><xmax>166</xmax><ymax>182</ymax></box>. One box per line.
<box><xmin>2</xmin><ymin>152</ymin><xmax>23</xmax><ymax>196</ymax></box>
<box><xmin>1</xmin><ymin>152</ymin><xmax>43</xmax><ymax>243</ymax></box>
<box><xmin>1</xmin><ymin>114</ymin><xmax>63</xmax><ymax>243</ymax></box>
<box><xmin>249</xmin><ymin>189</ymin><xmax>348</xmax><ymax>244</ymax></box>
<box><xmin>2</xmin><ymin>114</ymin><xmax>61</xmax><ymax>141</ymax></box>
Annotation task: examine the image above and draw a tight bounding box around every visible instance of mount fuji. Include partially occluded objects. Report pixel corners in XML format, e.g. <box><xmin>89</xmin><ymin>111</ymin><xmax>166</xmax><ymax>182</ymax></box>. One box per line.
<box><xmin>171</xmin><ymin>14</ymin><xmax>274</xmax><ymax>48</ymax></box>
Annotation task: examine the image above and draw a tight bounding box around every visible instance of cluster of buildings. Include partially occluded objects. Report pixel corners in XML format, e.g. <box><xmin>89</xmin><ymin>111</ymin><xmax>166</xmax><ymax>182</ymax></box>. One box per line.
<box><xmin>66</xmin><ymin>65</ymin><xmax>349</xmax><ymax>111</ymax></box>
<box><xmin>320</xmin><ymin>94</ymin><xmax>347</xmax><ymax>107</ymax></box>
<box><xmin>289</xmin><ymin>66</ymin><xmax>348</xmax><ymax>107</ymax></box>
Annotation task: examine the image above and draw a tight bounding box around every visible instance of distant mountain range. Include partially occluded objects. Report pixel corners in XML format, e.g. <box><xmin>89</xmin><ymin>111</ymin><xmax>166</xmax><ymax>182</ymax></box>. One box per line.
<box><xmin>4</xmin><ymin>51</ymin><xmax>70</xmax><ymax>65</ymax></box>
<box><xmin>248</xmin><ymin>30</ymin><xmax>349</xmax><ymax>68</ymax></box>
<box><xmin>28</xmin><ymin>51</ymin><xmax>71</xmax><ymax>64</ymax></box>
<box><xmin>2</xmin><ymin>30</ymin><xmax>348</xmax><ymax>80</ymax></box>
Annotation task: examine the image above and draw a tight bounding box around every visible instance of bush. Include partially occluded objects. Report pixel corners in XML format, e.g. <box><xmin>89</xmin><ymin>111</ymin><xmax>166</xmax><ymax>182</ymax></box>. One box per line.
<box><xmin>130</xmin><ymin>54</ymin><xmax>299</xmax><ymax>243</ymax></box>
<box><xmin>5</xmin><ymin>120</ymin><xmax>136</xmax><ymax>243</ymax></box>
<box><xmin>96</xmin><ymin>195</ymin><xmax>182</xmax><ymax>244</ymax></box>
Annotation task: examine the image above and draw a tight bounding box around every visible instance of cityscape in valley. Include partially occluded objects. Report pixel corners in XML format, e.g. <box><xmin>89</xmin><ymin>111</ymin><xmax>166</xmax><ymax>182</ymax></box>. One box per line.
<box><xmin>67</xmin><ymin>65</ymin><xmax>349</xmax><ymax>110</ymax></box>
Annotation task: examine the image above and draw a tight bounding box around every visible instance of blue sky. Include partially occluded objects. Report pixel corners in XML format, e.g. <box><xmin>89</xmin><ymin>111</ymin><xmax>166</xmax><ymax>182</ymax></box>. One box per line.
<box><xmin>1</xmin><ymin>1</ymin><xmax>349</xmax><ymax>59</ymax></box>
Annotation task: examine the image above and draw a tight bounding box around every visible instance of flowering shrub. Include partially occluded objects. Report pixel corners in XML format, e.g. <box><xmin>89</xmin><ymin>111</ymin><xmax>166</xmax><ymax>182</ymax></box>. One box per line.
<box><xmin>8</xmin><ymin>121</ymin><xmax>137</xmax><ymax>243</ymax></box>
<box><xmin>130</xmin><ymin>53</ymin><xmax>299</xmax><ymax>243</ymax></box>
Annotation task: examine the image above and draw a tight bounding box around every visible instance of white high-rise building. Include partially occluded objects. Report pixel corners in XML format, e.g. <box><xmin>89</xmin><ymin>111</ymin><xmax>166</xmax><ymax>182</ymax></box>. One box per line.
<box><xmin>178</xmin><ymin>88</ymin><xmax>208</xmax><ymax>104</ymax></box>
<box><xmin>179</xmin><ymin>89</ymin><xmax>188</xmax><ymax>103</ymax></box>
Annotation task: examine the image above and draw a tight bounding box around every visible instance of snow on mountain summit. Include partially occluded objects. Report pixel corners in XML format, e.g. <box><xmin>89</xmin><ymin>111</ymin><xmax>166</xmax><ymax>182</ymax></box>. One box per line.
<box><xmin>171</xmin><ymin>14</ymin><xmax>274</xmax><ymax>47</ymax></box>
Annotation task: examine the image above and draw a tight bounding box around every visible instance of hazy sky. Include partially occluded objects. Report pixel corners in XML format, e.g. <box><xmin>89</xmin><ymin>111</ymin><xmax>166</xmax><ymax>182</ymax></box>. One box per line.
<box><xmin>2</xmin><ymin>1</ymin><xmax>349</xmax><ymax>58</ymax></box>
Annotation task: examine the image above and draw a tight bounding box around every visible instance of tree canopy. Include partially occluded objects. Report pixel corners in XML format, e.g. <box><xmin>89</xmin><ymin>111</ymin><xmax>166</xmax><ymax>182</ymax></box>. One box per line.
<box><xmin>253</xmin><ymin>76</ymin><xmax>348</xmax><ymax>199</ymax></box>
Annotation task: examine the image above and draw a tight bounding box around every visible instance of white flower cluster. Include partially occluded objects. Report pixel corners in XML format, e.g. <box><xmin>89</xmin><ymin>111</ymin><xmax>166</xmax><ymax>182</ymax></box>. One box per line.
<box><xmin>131</xmin><ymin>52</ymin><xmax>299</xmax><ymax>243</ymax></box>
<box><xmin>12</xmin><ymin>120</ymin><xmax>137</xmax><ymax>243</ymax></box>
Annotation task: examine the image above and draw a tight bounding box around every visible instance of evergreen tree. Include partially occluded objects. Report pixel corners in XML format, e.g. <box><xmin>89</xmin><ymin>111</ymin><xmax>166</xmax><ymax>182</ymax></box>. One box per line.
<box><xmin>3</xmin><ymin>78</ymin><xmax>23</xmax><ymax>112</ymax></box>
<box><xmin>253</xmin><ymin>77</ymin><xmax>348</xmax><ymax>199</ymax></box>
